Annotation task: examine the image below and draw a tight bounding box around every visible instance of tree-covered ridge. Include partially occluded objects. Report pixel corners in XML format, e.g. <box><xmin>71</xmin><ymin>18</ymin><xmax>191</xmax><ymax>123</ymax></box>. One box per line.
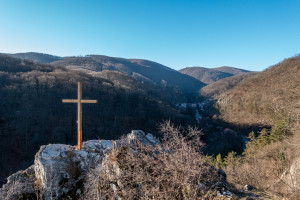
<box><xmin>215</xmin><ymin>55</ymin><xmax>300</xmax><ymax>126</ymax></box>
<box><xmin>51</xmin><ymin>55</ymin><xmax>206</xmax><ymax>94</ymax></box>
<box><xmin>0</xmin><ymin>55</ymin><xmax>193</xmax><ymax>185</ymax></box>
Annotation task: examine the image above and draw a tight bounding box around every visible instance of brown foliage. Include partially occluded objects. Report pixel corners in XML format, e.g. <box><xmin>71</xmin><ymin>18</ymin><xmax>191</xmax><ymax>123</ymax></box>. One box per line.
<box><xmin>214</xmin><ymin>55</ymin><xmax>300</xmax><ymax>127</ymax></box>
<box><xmin>224</xmin><ymin>127</ymin><xmax>300</xmax><ymax>198</ymax></box>
<box><xmin>83</xmin><ymin>122</ymin><xmax>229</xmax><ymax>199</ymax></box>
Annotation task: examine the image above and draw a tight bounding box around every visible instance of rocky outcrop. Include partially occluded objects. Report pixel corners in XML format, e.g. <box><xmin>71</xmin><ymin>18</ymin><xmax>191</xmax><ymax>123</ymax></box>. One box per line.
<box><xmin>33</xmin><ymin>140</ymin><xmax>113</xmax><ymax>200</ymax></box>
<box><xmin>0</xmin><ymin>130</ymin><xmax>160</xmax><ymax>200</ymax></box>
<box><xmin>0</xmin><ymin>130</ymin><xmax>232</xmax><ymax>200</ymax></box>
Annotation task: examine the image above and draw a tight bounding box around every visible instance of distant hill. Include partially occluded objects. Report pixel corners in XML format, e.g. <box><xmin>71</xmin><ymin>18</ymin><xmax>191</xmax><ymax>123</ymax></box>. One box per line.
<box><xmin>51</xmin><ymin>55</ymin><xmax>206</xmax><ymax>94</ymax></box>
<box><xmin>215</xmin><ymin>55</ymin><xmax>300</xmax><ymax>126</ymax></box>
<box><xmin>212</xmin><ymin>66</ymin><xmax>251</xmax><ymax>75</ymax></box>
<box><xmin>5</xmin><ymin>52</ymin><xmax>62</xmax><ymax>63</ymax></box>
<box><xmin>179</xmin><ymin>66</ymin><xmax>251</xmax><ymax>84</ymax></box>
<box><xmin>200</xmin><ymin>72</ymin><xmax>258</xmax><ymax>98</ymax></box>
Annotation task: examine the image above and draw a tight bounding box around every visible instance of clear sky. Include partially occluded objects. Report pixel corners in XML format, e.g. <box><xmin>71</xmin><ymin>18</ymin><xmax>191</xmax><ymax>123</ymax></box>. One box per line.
<box><xmin>1</xmin><ymin>0</ymin><xmax>300</xmax><ymax>71</ymax></box>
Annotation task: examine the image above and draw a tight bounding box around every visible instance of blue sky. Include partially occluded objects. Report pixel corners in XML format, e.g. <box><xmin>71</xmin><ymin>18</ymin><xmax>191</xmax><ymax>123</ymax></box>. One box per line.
<box><xmin>0</xmin><ymin>0</ymin><xmax>300</xmax><ymax>71</ymax></box>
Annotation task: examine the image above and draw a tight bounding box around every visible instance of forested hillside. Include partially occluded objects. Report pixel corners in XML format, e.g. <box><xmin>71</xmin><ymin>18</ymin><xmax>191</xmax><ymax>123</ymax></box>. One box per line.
<box><xmin>206</xmin><ymin>55</ymin><xmax>300</xmax><ymax>198</ymax></box>
<box><xmin>0</xmin><ymin>55</ymin><xmax>193</xmax><ymax>185</ymax></box>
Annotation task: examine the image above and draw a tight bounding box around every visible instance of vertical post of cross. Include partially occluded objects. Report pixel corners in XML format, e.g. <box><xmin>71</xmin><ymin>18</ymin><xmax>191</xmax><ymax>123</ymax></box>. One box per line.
<box><xmin>77</xmin><ymin>82</ymin><xmax>82</xmax><ymax>149</ymax></box>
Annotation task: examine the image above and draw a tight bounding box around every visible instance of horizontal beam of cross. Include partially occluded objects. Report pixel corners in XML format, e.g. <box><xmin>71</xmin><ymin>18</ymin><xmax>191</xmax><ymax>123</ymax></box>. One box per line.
<box><xmin>62</xmin><ymin>99</ymin><xmax>98</xmax><ymax>103</ymax></box>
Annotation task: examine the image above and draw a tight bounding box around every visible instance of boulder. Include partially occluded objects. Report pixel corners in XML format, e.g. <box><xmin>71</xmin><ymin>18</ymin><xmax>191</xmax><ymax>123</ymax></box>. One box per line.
<box><xmin>242</xmin><ymin>184</ymin><xmax>254</xmax><ymax>192</ymax></box>
<box><xmin>127</xmin><ymin>130</ymin><xmax>162</xmax><ymax>147</ymax></box>
<box><xmin>34</xmin><ymin>140</ymin><xmax>113</xmax><ymax>200</ymax></box>
<box><xmin>281</xmin><ymin>158</ymin><xmax>300</xmax><ymax>191</ymax></box>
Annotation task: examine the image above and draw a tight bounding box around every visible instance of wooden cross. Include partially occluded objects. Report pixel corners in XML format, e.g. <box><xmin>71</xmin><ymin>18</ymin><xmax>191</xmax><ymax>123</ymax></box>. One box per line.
<box><xmin>62</xmin><ymin>82</ymin><xmax>97</xmax><ymax>150</ymax></box>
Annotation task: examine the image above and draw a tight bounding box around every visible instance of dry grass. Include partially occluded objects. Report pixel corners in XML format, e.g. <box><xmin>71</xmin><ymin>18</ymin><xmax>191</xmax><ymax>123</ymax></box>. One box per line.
<box><xmin>224</xmin><ymin>127</ymin><xmax>300</xmax><ymax>199</ymax></box>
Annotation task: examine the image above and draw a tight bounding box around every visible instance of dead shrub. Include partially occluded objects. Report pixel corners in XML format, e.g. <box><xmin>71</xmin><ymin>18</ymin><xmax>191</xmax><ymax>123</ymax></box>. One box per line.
<box><xmin>83</xmin><ymin>121</ymin><xmax>229</xmax><ymax>199</ymax></box>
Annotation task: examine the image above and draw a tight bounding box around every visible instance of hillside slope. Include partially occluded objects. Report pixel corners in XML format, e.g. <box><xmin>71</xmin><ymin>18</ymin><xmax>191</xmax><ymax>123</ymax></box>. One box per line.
<box><xmin>179</xmin><ymin>66</ymin><xmax>251</xmax><ymax>84</ymax></box>
<box><xmin>215</xmin><ymin>55</ymin><xmax>300</xmax><ymax>126</ymax></box>
<box><xmin>200</xmin><ymin>72</ymin><xmax>258</xmax><ymax>98</ymax></box>
<box><xmin>213</xmin><ymin>56</ymin><xmax>300</xmax><ymax>199</ymax></box>
<box><xmin>179</xmin><ymin>67</ymin><xmax>233</xmax><ymax>84</ymax></box>
<box><xmin>0</xmin><ymin>55</ymin><xmax>192</xmax><ymax>185</ymax></box>
<box><xmin>51</xmin><ymin>55</ymin><xmax>206</xmax><ymax>93</ymax></box>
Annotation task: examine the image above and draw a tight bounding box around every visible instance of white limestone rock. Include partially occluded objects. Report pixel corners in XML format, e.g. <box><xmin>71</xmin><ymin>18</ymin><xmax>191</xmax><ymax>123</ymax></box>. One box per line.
<box><xmin>0</xmin><ymin>130</ymin><xmax>162</xmax><ymax>200</ymax></box>
<box><xmin>127</xmin><ymin>130</ymin><xmax>161</xmax><ymax>147</ymax></box>
<box><xmin>281</xmin><ymin>158</ymin><xmax>300</xmax><ymax>192</ymax></box>
<box><xmin>34</xmin><ymin>141</ymin><xmax>113</xmax><ymax>200</ymax></box>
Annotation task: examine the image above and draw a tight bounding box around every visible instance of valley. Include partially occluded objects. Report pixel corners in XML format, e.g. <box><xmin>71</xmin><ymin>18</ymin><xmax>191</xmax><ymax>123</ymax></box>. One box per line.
<box><xmin>0</xmin><ymin>54</ymin><xmax>198</xmax><ymax>185</ymax></box>
<box><xmin>0</xmin><ymin>52</ymin><xmax>299</xmax><ymax>199</ymax></box>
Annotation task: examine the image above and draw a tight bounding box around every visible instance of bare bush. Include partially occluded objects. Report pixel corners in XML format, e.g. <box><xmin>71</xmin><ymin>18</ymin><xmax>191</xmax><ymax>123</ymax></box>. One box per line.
<box><xmin>83</xmin><ymin>121</ymin><xmax>228</xmax><ymax>199</ymax></box>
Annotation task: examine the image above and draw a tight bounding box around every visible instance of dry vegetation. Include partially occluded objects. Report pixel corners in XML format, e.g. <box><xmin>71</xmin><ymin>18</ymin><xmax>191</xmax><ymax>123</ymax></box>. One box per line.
<box><xmin>204</xmin><ymin>55</ymin><xmax>300</xmax><ymax>199</ymax></box>
<box><xmin>210</xmin><ymin>126</ymin><xmax>300</xmax><ymax>199</ymax></box>
<box><xmin>83</xmin><ymin>121</ymin><xmax>231</xmax><ymax>200</ymax></box>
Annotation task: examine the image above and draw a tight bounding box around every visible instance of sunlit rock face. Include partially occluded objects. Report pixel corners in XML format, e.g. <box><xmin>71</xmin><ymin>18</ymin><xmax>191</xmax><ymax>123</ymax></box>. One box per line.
<box><xmin>0</xmin><ymin>130</ymin><xmax>160</xmax><ymax>200</ymax></box>
<box><xmin>34</xmin><ymin>143</ymin><xmax>102</xmax><ymax>200</ymax></box>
